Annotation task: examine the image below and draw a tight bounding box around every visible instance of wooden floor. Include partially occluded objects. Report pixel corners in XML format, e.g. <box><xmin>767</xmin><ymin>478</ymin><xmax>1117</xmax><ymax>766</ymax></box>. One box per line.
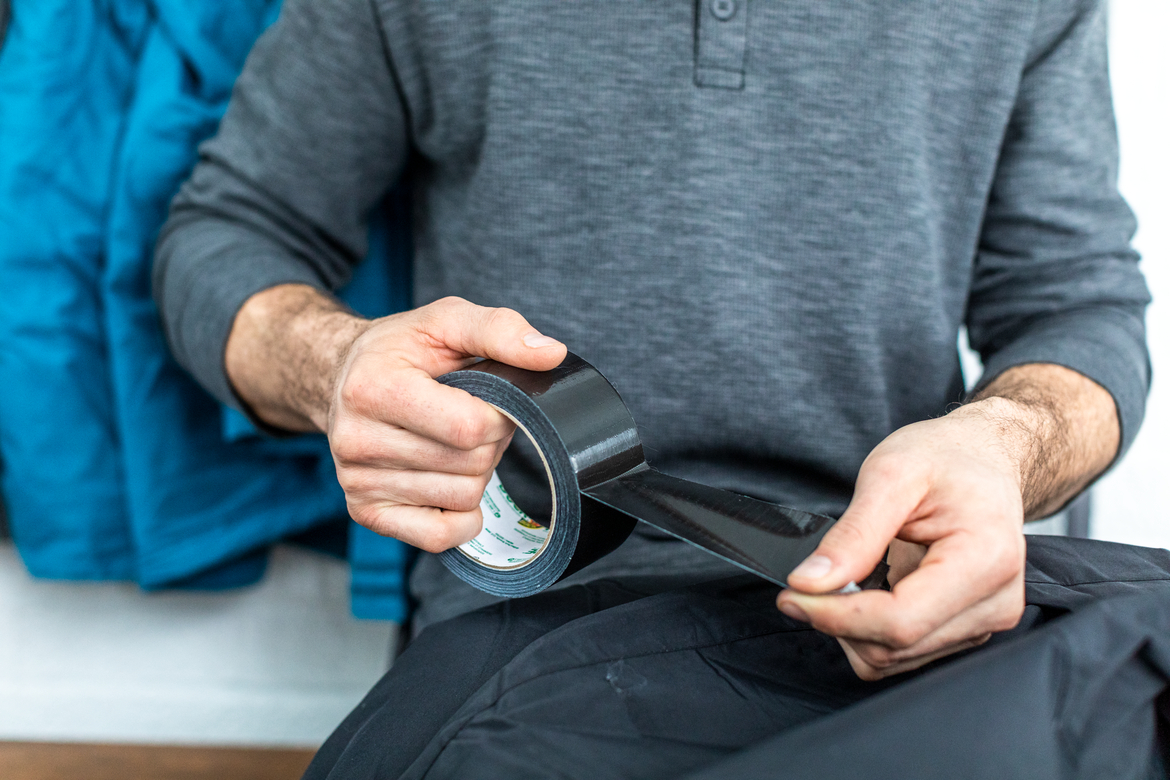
<box><xmin>0</xmin><ymin>742</ymin><xmax>316</xmax><ymax>780</ymax></box>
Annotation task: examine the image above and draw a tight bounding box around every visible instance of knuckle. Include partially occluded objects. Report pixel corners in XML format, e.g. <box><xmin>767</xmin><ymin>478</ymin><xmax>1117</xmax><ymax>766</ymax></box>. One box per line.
<box><xmin>340</xmin><ymin>374</ymin><xmax>402</xmax><ymax>422</ymax></box>
<box><xmin>469</xmin><ymin>448</ymin><xmax>495</xmax><ymax>475</ymax></box>
<box><xmin>349</xmin><ymin>502</ymin><xmax>392</xmax><ymax>535</ymax></box>
<box><xmin>970</xmin><ymin>633</ymin><xmax>994</xmax><ymax>648</ymax></box>
<box><xmin>870</xmin><ymin>449</ymin><xmax>932</xmax><ymax>489</ymax></box>
<box><xmin>862</xmin><ymin>453</ymin><xmax>907</xmax><ymax>484</ymax></box>
<box><xmin>338</xmin><ymin>376</ymin><xmax>370</xmax><ymax>413</ymax></box>
<box><xmin>484</xmin><ymin>306</ymin><xmax>525</xmax><ymax>334</ymax></box>
<box><xmin>331</xmin><ymin>436</ymin><xmax>358</xmax><ymax>465</ymax></box>
<box><xmin>335</xmin><ymin>469</ymin><xmax>360</xmax><ymax>494</ymax></box>
<box><xmin>416</xmin><ymin>297</ymin><xmax>467</xmax><ymax>336</ymax></box>
<box><xmin>335</xmin><ymin>467</ymin><xmax>374</xmax><ymax>496</ymax></box>
<box><xmin>448</xmin><ymin>483</ymin><xmax>485</xmax><ymax>513</ymax></box>
<box><xmin>447</xmin><ymin>412</ymin><xmax>490</xmax><ymax>450</ymax></box>
<box><xmin>858</xmin><ymin>646</ymin><xmax>897</xmax><ymax>670</ymax></box>
<box><xmin>429</xmin><ymin>296</ymin><xmax>468</xmax><ymax>319</ymax></box>
<box><xmin>331</xmin><ymin>434</ymin><xmax>375</xmax><ymax>467</ymax></box>
<box><xmin>883</xmin><ymin>616</ymin><xmax>927</xmax><ymax>649</ymax></box>
<box><xmin>984</xmin><ymin>533</ymin><xmax>1026</xmax><ymax>584</ymax></box>
<box><xmin>416</xmin><ymin>514</ymin><xmax>475</xmax><ymax>554</ymax></box>
<box><xmin>991</xmin><ymin>599</ymin><xmax>1026</xmax><ymax>633</ymax></box>
<box><xmin>414</xmin><ymin>530</ymin><xmax>452</xmax><ymax>554</ymax></box>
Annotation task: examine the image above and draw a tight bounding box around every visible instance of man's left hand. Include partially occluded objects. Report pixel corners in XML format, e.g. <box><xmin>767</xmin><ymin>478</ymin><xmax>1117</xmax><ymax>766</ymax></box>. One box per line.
<box><xmin>776</xmin><ymin>364</ymin><xmax>1119</xmax><ymax>680</ymax></box>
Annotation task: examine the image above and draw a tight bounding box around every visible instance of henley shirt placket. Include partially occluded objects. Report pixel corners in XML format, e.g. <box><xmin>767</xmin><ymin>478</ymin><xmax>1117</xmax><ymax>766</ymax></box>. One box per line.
<box><xmin>695</xmin><ymin>0</ymin><xmax>750</xmax><ymax>89</ymax></box>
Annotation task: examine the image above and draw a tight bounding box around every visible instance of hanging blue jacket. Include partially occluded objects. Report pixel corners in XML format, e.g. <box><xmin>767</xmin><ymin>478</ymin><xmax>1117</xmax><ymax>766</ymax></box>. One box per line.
<box><xmin>0</xmin><ymin>0</ymin><xmax>410</xmax><ymax>619</ymax></box>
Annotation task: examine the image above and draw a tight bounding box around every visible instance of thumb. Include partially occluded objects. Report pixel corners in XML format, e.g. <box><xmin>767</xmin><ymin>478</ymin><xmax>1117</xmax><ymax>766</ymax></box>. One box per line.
<box><xmin>420</xmin><ymin>297</ymin><xmax>567</xmax><ymax>373</ymax></box>
<box><xmin>786</xmin><ymin>462</ymin><xmax>923</xmax><ymax>593</ymax></box>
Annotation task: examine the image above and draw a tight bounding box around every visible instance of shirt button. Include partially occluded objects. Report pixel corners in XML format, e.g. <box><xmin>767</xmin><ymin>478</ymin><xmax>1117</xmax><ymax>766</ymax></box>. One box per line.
<box><xmin>710</xmin><ymin>0</ymin><xmax>737</xmax><ymax>21</ymax></box>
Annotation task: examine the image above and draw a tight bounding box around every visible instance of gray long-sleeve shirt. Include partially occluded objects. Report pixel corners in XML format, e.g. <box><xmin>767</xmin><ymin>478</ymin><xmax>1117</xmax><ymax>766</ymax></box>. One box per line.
<box><xmin>155</xmin><ymin>0</ymin><xmax>1150</xmax><ymax>630</ymax></box>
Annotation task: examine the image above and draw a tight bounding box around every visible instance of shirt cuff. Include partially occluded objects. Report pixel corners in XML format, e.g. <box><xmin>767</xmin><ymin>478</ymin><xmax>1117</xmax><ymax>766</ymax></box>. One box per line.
<box><xmin>973</xmin><ymin>307</ymin><xmax>1150</xmax><ymax>463</ymax></box>
<box><xmin>156</xmin><ymin>217</ymin><xmax>328</xmax><ymax>419</ymax></box>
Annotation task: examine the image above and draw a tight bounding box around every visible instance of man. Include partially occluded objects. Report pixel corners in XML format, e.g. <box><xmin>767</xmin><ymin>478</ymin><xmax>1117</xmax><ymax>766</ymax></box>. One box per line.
<box><xmin>154</xmin><ymin>0</ymin><xmax>1149</xmax><ymax>773</ymax></box>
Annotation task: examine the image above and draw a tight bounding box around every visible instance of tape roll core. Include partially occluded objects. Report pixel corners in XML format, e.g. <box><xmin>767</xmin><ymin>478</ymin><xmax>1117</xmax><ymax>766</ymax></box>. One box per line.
<box><xmin>454</xmin><ymin>410</ymin><xmax>557</xmax><ymax>571</ymax></box>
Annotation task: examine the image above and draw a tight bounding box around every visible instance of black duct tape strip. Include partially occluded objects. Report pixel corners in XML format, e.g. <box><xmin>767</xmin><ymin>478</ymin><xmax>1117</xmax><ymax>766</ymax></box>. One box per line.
<box><xmin>438</xmin><ymin>352</ymin><xmax>843</xmax><ymax>598</ymax></box>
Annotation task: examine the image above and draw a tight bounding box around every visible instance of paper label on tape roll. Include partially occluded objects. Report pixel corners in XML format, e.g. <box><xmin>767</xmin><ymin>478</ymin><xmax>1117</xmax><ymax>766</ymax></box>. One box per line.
<box><xmin>458</xmin><ymin>471</ymin><xmax>550</xmax><ymax>569</ymax></box>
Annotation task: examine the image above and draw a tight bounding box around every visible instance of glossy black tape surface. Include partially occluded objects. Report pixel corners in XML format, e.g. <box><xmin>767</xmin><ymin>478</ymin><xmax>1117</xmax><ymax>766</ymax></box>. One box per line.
<box><xmin>438</xmin><ymin>353</ymin><xmax>837</xmax><ymax>597</ymax></box>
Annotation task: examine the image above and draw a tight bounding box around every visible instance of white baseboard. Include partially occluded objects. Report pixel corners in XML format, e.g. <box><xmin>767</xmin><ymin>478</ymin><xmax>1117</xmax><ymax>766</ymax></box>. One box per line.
<box><xmin>0</xmin><ymin>543</ymin><xmax>395</xmax><ymax>746</ymax></box>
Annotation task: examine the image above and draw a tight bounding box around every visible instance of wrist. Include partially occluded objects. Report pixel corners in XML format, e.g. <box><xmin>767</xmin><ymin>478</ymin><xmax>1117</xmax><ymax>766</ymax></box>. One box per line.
<box><xmin>226</xmin><ymin>284</ymin><xmax>369</xmax><ymax>433</ymax></box>
<box><xmin>945</xmin><ymin>396</ymin><xmax>1044</xmax><ymax>499</ymax></box>
<box><xmin>294</xmin><ymin>303</ymin><xmax>371</xmax><ymax>432</ymax></box>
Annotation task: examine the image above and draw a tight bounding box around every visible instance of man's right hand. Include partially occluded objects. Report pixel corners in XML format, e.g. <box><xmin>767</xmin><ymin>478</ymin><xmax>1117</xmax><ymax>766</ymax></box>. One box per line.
<box><xmin>225</xmin><ymin>285</ymin><xmax>566</xmax><ymax>552</ymax></box>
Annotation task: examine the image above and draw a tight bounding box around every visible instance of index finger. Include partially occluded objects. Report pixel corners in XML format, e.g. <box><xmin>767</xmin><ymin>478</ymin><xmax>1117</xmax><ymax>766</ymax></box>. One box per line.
<box><xmin>350</xmin><ymin>368</ymin><xmax>515</xmax><ymax>450</ymax></box>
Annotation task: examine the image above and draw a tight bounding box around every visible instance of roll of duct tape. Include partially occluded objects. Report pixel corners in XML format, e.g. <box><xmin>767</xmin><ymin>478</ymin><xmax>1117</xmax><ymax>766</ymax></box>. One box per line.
<box><xmin>437</xmin><ymin>352</ymin><xmax>853</xmax><ymax>598</ymax></box>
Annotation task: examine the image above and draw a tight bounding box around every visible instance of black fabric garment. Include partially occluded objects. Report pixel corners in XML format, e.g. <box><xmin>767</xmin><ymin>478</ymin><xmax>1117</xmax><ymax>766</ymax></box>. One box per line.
<box><xmin>304</xmin><ymin>576</ymin><xmax>704</xmax><ymax>780</ymax></box>
<box><xmin>307</xmin><ymin>537</ymin><xmax>1170</xmax><ymax>780</ymax></box>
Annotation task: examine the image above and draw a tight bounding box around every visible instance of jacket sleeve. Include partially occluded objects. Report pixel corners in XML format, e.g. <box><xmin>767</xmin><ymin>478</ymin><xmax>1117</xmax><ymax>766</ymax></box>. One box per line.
<box><xmin>967</xmin><ymin>0</ymin><xmax>1151</xmax><ymax>459</ymax></box>
<box><xmin>153</xmin><ymin>0</ymin><xmax>408</xmax><ymax>409</ymax></box>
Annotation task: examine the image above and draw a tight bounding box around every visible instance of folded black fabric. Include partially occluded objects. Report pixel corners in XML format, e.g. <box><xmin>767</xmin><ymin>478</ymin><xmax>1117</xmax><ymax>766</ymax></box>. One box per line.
<box><xmin>306</xmin><ymin>537</ymin><xmax>1170</xmax><ymax>780</ymax></box>
<box><xmin>683</xmin><ymin>589</ymin><xmax>1170</xmax><ymax>780</ymax></box>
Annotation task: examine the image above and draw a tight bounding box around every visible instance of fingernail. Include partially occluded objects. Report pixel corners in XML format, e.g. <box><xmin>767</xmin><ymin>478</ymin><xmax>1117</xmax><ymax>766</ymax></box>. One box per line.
<box><xmin>791</xmin><ymin>554</ymin><xmax>833</xmax><ymax>580</ymax></box>
<box><xmin>523</xmin><ymin>332</ymin><xmax>559</xmax><ymax>349</ymax></box>
<box><xmin>778</xmin><ymin>601</ymin><xmax>810</xmax><ymax>623</ymax></box>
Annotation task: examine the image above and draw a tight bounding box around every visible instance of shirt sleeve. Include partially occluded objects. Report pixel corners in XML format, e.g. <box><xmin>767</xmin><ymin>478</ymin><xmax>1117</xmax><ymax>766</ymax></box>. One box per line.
<box><xmin>967</xmin><ymin>0</ymin><xmax>1151</xmax><ymax>460</ymax></box>
<box><xmin>153</xmin><ymin>0</ymin><xmax>408</xmax><ymax>409</ymax></box>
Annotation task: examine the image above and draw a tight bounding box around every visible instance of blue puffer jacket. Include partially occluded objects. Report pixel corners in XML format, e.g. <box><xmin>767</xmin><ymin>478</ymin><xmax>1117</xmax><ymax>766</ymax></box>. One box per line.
<box><xmin>0</xmin><ymin>0</ymin><xmax>410</xmax><ymax>620</ymax></box>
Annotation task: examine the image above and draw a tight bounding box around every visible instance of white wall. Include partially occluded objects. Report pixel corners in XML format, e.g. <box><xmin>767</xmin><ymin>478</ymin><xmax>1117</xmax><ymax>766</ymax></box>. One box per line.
<box><xmin>0</xmin><ymin>544</ymin><xmax>394</xmax><ymax>746</ymax></box>
<box><xmin>1092</xmin><ymin>0</ymin><xmax>1170</xmax><ymax>549</ymax></box>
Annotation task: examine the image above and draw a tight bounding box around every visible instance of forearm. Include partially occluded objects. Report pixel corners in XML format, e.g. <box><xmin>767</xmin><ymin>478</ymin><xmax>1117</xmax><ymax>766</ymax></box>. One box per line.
<box><xmin>225</xmin><ymin>284</ymin><xmax>371</xmax><ymax>433</ymax></box>
<box><xmin>958</xmin><ymin>363</ymin><xmax>1119</xmax><ymax>519</ymax></box>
